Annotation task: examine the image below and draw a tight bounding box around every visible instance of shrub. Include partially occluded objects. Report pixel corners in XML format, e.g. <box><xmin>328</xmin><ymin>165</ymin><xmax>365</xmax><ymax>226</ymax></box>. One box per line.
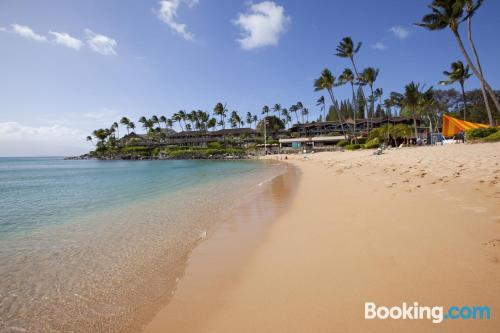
<box><xmin>356</xmin><ymin>137</ymin><xmax>367</xmax><ymax>145</ymax></box>
<box><xmin>465</xmin><ymin>128</ymin><xmax>497</xmax><ymax>140</ymax></box>
<box><xmin>344</xmin><ymin>144</ymin><xmax>361</xmax><ymax>150</ymax></box>
<box><xmin>337</xmin><ymin>140</ymin><xmax>349</xmax><ymax>147</ymax></box>
<box><xmin>483</xmin><ymin>129</ymin><xmax>500</xmax><ymax>142</ymax></box>
<box><xmin>207</xmin><ymin>142</ymin><xmax>223</xmax><ymax>149</ymax></box>
<box><xmin>364</xmin><ymin>138</ymin><xmax>380</xmax><ymax>149</ymax></box>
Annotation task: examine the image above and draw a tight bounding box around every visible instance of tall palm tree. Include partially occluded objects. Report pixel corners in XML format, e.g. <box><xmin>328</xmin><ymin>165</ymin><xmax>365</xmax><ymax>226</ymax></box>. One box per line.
<box><xmin>230</xmin><ymin>111</ymin><xmax>241</xmax><ymax>128</ymax></box>
<box><xmin>86</xmin><ymin>135</ymin><xmax>93</xmax><ymax>145</ymax></box>
<box><xmin>374</xmin><ymin>88</ymin><xmax>384</xmax><ymax>117</ymax></box>
<box><xmin>172</xmin><ymin>113</ymin><xmax>184</xmax><ymax>131</ymax></box>
<box><xmin>272</xmin><ymin>104</ymin><xmax>281</xmax><ymax>115</ymax></box>
<box><xmin>335</xmin><ymin>37</ymin><xmax>370</xmax><ymax>121</ymax></box>
<box><xmin>338</xmin><ymin>68</ymin><xmax>357</xmax><ymax>138</ymax></box>
<box><xmin>316</xmin><ymin>96</ymin><xmax>325</xmax><ymax>121</ymax></box>
<box><xmin>313</xmin><ymin>68</ymin><xmax>347</xmax><ymax>139</ymax></box>
<box><xmin>464</xmin><ymin>0</ymin><xmax>492</xmax><ymax>124</ymax></box>
<box><xmin>177</xmin><ymin>110</ymin><xmax>188</xmax><ymax>130</ymax></box>
<box><xmin>120</xmin><ymin>117</ymin><xmax>130</xmax><ymax>135</ymax></box>
<box><xmin>261</xmin><ymin>105</ymin><xmax>270</xmax><ymax>118</ymax></box>
<box><xmin>128</xmin><ymin>122</ymin><xmax>136</xmax><ymax>133</ymax></box>
<box><xmin>138</xmin><ymin>116</ymin><xmax>147</xmax><ymax>132</ymax></box>
<box><xmin>213</xmin><ymin>103</ymin><xmax>227</xmax><ymax>130</ymax></box>
<box><xmin>246</xmin><ymin>112</ymin><xmax>253</xmax><ymax>128</ymax></box>
<box><xmin>391</xmin><ymin>82</ymin><xmax>433</xmax><ymax>140</ymax></box>
<box><xmin>289</xmin><ymin>104</ymin><xmax>299</xmax><ymax>125</ymax></box>
<box><xmin>440</xmin><ymin>61</ymin><xmax>472</xmax><ymax>120</ymax></box>
<box><xmin>302</xmin><ymin>108</ymin><xmax>309</xmax><ymax>123</ymax></box>
<box><xmin>280</xmin><ymin>108</ymin><xmax>290</xmax><ymax>128</ymax></box>
<box><xmin>160</xmin><ymin>116</ymin><xmax>168</xmax><ymax>129</ymax></box>
<box><xmin>252</xmin><ymin>115</ymin><xmax>258</xmax><ymax>128</ymax></box>
<box><xmin>151</xmin><ymin>115</ymin><xmax>160</xmax><ymax>129</ymax></box>
<box><xmin>360</xmin><ymin>67</ymin><xmax>379</xmax><ymax>127</ymax></box>
<box><xmin>416</xmin><ymin>0</ymin><xmax>498</xmax><ymax>125</ymax></box>
<box><xmin>335</xmin><ymin>37</ymin><xmax>362</xmax><ymax>77</ymax></box>
<box><xmin>112</xmin><ymin>122</ymin><xmax>119</xmax><ymax>139</ymax></box>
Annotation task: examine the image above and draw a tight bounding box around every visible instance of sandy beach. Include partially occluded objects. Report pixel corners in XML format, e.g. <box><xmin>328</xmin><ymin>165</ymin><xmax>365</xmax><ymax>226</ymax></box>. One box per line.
<box><xmin>143</xmin><ymin>142</ymin><xmax>500</xmax><ymax>332</ymax></box>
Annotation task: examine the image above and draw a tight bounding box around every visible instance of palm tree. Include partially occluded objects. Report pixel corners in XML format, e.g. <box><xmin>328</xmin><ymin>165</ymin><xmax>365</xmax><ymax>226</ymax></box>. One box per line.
<box><xmin>86</xmin><ymin>135</ymin><xmax>93</xmax><ymax>145</ymax></box>
<box><xmin>289</xmin><ymin>104</ymin><xmax>299</xmax><ymax>124</ymax></box>
<box><xmin>120</xmin><ymin>117</ymin><xmax>130</xmax><ymax>135</ymax></box>
<box><xmin>151</xmin><ymin>115</ymin><xmax>160</xmax><ymax>129</ymax></box>
<box><xmin>313</xmin><ymin>68</ymin><xmax>347</xmax><ymax>139</ymax></box>
<box><xmin>338</xmin><ymin>68</ymin><xmax>358</xmax><ymax>138</ymax></box>
<box><xmin>160</xmin><ymin>116</ymin><xmax>168</xmax><ymax>129</ymax></box>
<box><xmin>302</xmin><ymin>108</ymin><xmax>309</xmax><ymax>123</ymax></box>
<box><xmin>440</xmin><ymin>61</ymin><xmax>472</xmax><ymax>120</ymax></box>
<box><xmin>177</xmin><ymin>110</ymin><xmax>188</xmax><ymax>130</ymax></box>
<box><xmin>464</xmin><ymin>0</ymin><xmax>493</xmax><ymax>124</ymax></box>
<box><xmin>128</xmin><ymin>122</ymin><xmax>136</xmax><ymax>133</ymax></box>
<box><xmin>374</xmin><ymin>88</ymin><xmax>384</xmax><ymax>117</ymax></box>
<box><xmin>335</xmin><ymin>37</ymin><xmax>362</xmax><ymax>77</ymax></box>
<box><xmin>360</xmin><ymin>67</ymin><xmax>379</xmax><ymax>127</ymax></box>
<box><xmin>230</xmin><ymin>111</ymin><xmax>241</xmax><ymax>128</ymax></box>
<box><xmin>416</xmin><ymin>0</ymin><xmax>498</xmax><ymax>125</ymax></box>
<box><xmin>111</xmin><ymin>122</ymin><xmax>119</xmax><ymax>139</ymax></box>
<box><xmin>172</xmin><ymin>113</ymin><xmax>184</xmax><ymax>131</ymax></box>
<box><xmin>213</xmin><ymin>103</ymin><xmax>227</xmax><ymax>130</ymax></box>
<box><xmin>138</xmin><ymin>116</ymin><xmax>147</xmax><ymax>131</ymax></box>
<box><xmin>316</xmin><ymin>96</ymin><xmax>326</xmax><ymax>121</ymax></box>
<box><xmin>261</xmin><ymin>105</ymin><xmax>270</xmax><ymax>118</ymax></box>
<box><xmin>272</xmin><ymin>104</ymin><xmax>281</xmax><ymax>115</ymax></box>
<box><xmin>166</xmin><ymin>118</ymin><xmax>173</xmax><ymax>131</ymax></box>
<box><xmin>252</xmin><ymin>115</ymin><xmax>258</xmax><ymax>128</ymax></box>
<box><xmin>246</xmin><ymin>112</ymin><xmax>253</xmax><ymax>128</ymax></box>
<box><xmin>391</xmin><ymin>82</ymin><xmax>433</xmax><ymax>140</ymax></box>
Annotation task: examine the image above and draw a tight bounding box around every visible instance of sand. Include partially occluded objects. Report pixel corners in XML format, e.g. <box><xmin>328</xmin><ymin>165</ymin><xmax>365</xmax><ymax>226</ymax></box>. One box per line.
<box><xmin>143</xmin><ymin>142</ymin><xmax>500</xmax><ymax>333</ymax></box>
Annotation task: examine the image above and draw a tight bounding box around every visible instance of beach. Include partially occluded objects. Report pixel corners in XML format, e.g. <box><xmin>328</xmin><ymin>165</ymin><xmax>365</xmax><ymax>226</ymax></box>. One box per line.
<box><xmin>143</xmin><ymin>142</ymin><xmax>500</xmax><ymax>332</ymax></box>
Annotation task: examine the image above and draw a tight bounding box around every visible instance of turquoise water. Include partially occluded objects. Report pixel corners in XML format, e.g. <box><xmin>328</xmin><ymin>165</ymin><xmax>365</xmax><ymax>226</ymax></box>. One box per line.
<box><xmin>0</xmin><ymin>157</ymin><xmax>270</xmax><ymax>235</ymax></box>
<box><xmin>0</xmin><ymin>157</ymin><xmax>285</xmax><ymax>332</ymax></box>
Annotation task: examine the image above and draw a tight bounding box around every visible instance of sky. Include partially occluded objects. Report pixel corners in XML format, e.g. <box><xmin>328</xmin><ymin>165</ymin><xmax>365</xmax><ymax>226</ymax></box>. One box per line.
<box><xmin>1</xmin><ymin>0</ymin><xmax>499</xmax><ymax>156</ymax></box>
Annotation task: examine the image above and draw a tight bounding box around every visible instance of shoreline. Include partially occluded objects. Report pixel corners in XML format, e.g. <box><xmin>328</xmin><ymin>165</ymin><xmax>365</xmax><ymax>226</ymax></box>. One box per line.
<box><xmin>142</xmin><ymin>142</ymin><xmax>500</xmax><ymax>332</ymax></box>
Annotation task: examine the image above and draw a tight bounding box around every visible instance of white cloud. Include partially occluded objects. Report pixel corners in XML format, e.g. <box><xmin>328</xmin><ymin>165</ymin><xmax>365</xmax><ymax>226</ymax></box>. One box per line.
<box><xmin>0</xmin><ymin>122</ymin><xmax>88</xmax><ymax>156</ymax></box>
<box><xmin>9</xmin><ymin>24</ymin><xmax>47</xmax><ymax>42</ymax></box>
<box><xmin>156</xmin><ymin>0</ymin><xmax>197</xmax><ymax>41</ymax></box>
<box><xmin>233</xmin><ymin>1</ymin><xmax>291</xmax><ymax>50</ymax></box>
<box><xmin>49</xmin><ymin>31</ymin><xmax>83</xmax><ymax>50</ymax></box>
<box><xmin>371</xmin><ymin>42</ymin><xmax>387</xmax><ymax>50</ymax></box>
<box><xmin>85</xmin><ymin>29</ymin><xmax>117</xmax><ymax>55</ymax></box>
<box><xmin>157</xmin><ymin>0</ymin><xmax>198</xmax><ymax>40</ymax></box>
<box><xmin>390</xmin><ymin>26</ymin><xmax>409</xmax><ymax>40</ymax></box>
<box><xmin>0</xmin><ymin>27</ymin><xmax>7</xmax><ymax>32</ymax></box>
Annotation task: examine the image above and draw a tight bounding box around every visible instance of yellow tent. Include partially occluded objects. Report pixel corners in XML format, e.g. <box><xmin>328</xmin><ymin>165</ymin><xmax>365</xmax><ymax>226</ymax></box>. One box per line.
<box><xmin>442</xmin><ymin>115</ymin><xmax>489</xmax><ymax>137</ymax></box>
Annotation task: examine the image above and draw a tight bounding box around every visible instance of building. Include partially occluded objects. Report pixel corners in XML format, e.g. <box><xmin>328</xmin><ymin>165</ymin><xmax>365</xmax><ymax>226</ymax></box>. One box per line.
<box><xmin>118</xmin><ymin>128</ymin><xmax>257</xmax><ymax>147</ymax></box>
<box><xmin>279</xmin><ymin>136</ymin><xmax>345</xmax><ymax>153</ymax></box>
<box><xmin>288</xmin><ymin>117</ymin><xmax>428</xmax><ymax>138</ymax></box>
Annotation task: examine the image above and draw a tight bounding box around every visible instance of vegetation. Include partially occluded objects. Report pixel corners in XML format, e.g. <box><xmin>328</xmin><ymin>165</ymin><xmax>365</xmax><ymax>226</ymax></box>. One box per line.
<box><xmin>464</xmin><ymin>127</ymin><xmax>498</xmax><ymax>141</ymax></box>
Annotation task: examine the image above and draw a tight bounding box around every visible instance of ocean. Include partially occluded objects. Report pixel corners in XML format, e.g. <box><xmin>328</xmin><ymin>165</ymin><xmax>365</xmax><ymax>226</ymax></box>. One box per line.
<box><xmin>0</xmin><ymin>157</ymin><xmax>286</xmax><ymax>332</ymax></box>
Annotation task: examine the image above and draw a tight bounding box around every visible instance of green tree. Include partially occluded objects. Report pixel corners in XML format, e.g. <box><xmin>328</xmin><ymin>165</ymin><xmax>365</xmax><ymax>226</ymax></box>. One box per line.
<box><xmin>440</xmin><ymin>61</ymin><xmax>472</xmax><ymax>120</ymax></box>
<box><xmin>360</xmin><ymin>67</ymin><xmax>379</xmax><ymax>125</ymax></box>
<box><xmin>120</xmin><ymin>117</ymin><xmax>130</xmax><ymax>135</ymax></box>
<box><xmin>256</xmin><ymin>115</ymin><xmax>285</xmax><ymax>136</ymax></box>
<box><xmin>313</xmin><ymin>68</ymin><xmax>347</xmax><ymax>138</ymax></box>
<box><xmin>416</xmin><ymin>0</ymin><xmax>498</xmax><ymax>125</ymax></box>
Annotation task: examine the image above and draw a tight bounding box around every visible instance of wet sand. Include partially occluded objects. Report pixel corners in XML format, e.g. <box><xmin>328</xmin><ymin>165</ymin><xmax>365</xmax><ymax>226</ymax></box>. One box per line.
<box><xmin>143</xmin><ymin>142</ymin><xmax>500</xmax><ymax>332</ymax></box>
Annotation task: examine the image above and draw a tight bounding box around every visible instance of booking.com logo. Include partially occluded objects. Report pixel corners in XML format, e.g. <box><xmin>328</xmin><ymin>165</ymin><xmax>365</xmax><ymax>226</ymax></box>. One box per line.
<box><xmin>365</xmin><ymin>302</ymin><xmax>491</xmax><ymax>324</ymax></box>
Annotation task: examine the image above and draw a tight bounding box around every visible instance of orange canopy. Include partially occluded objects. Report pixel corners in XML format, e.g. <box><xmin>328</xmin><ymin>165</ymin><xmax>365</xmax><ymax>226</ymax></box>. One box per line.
<box><xmin>442</xmin><ymin>115</ymin><xmax>489</xmax><ymax>137</ymax></box>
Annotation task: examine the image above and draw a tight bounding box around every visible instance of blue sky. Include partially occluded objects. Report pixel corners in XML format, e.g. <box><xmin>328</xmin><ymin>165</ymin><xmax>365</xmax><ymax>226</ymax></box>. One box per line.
<box><xmin>1</xmin><ymin>0</ymin><xmax>499</xmax><ymax>156</ymax></box>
